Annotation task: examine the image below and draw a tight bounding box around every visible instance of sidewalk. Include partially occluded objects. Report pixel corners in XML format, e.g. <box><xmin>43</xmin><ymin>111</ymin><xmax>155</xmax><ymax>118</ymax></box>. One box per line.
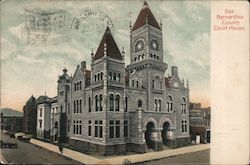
<box><xmin>30</xmin><ymin>139</ymin><xmax>210</xmax><ymax>164</ymax></box>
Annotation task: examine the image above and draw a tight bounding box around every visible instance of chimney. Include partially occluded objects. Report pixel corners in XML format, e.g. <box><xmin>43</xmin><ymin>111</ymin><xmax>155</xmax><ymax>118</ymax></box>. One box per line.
<box><xmin>81</xmin><ymin>61</ymin><xmax>86</xmax><ymax>71</ymax></box>
<box><xmin>171</xmin><ymin>66</ymin><xmax>178</xmax><ymax>76</ymax></box>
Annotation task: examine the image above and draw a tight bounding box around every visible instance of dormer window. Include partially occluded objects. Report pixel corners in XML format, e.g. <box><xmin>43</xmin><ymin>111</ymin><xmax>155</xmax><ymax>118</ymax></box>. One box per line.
<box><xmin>181</xmin><ymin>97</ymin><xmax>187</xmax><ymax>114</ymax></box>
<box><xmin>167</xmin><ymin>95</ymin><xmax>173</xmax><ymax>112</ymax></box>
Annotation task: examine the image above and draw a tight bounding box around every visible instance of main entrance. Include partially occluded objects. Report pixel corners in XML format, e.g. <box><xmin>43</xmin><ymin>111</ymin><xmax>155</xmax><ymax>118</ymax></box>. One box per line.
<box><xmin>145</xmin><ymin>122</ymin><xmax>154</xmax><ymax>149</ymax></box>
<box><xmin>161</xmin><ymin>122</ymin><xmax>170</xmax><ymax>145</ymax></box>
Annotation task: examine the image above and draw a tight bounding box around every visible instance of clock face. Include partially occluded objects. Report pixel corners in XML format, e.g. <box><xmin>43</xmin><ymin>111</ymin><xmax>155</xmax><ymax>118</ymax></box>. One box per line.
<box><xmin>151</xmin><ymin>40</ymin><xmax>159</xmax><ymax>51</ymax></box>
<box><xmin>135</xmin><ymin>40</ymin><xmax>144</xmax><ymax>52</ymax></box>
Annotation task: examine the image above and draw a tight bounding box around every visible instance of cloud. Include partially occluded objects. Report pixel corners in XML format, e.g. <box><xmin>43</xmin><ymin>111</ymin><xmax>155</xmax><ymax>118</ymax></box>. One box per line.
<box><xmin>1</xmin><ymin>0</ymin><xmax>210</xmax><ymax>110</ymax></box>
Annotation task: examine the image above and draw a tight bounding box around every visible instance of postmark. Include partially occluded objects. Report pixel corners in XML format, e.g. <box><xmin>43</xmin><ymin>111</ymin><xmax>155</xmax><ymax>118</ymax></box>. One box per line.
<box><xmin>22</xmin><ymin>8</ymin><xmax>66</xmax><ymax>45</ymax></box>
<box><xmin>71</xmin><ymin>9</ymin><xmax>114</xmax><ymax>41</ymax></box>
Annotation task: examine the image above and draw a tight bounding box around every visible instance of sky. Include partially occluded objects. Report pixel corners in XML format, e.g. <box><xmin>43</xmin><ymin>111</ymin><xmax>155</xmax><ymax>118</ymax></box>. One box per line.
<box><xmin>1</xmin><ymin>0</ymin><xmax>210</xmax><ymax>112</ymax></box>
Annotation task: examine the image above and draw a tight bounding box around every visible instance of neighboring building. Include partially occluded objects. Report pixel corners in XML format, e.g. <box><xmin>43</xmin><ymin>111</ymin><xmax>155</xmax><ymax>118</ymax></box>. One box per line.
<box><xmin>36</xmin><ymin>96</ymin><xmax>52</xmax><ymax>140</ymax></box>
<box><xmin>23</xmin><ymin>95</ymin><xmax>37</xmax><ymax>137</ymax></box>
<box><xmin>56</xmin><ymin>68</ymin><xmax>71</xmax><ymax>143</ymax></box>
<box><xmin>50</xmin><ymin>97</ymin><xmax>59</xmax><ymax>143</ymax></box>
<box><xmin>189</xmin><ymin>103</ymin><xmax>211</xmax><ymax>143</ymax></box>
<box><xmin>53</xmin><ymin>1</ymin><xmax>191</xmax><ymax>155</ymax></box>
<box><xmin>1</xmin><ymin>113</ymin><xmax>24</xmax><ymax>133</ymax></box>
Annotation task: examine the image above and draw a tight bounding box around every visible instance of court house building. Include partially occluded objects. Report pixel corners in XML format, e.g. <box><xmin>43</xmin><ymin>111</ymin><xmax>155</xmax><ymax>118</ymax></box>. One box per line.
<box><xmin>55</xmin><ymin>1</ymin><xmax>191</xmax><ymax>155</ymax></box>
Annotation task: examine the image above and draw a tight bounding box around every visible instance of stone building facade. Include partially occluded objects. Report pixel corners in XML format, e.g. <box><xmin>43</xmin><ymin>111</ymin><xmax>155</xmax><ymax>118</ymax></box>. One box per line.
<box><xmin>36</xmin><ymin>96</ymin><xmax>53</xmax><ymax>140</ymax></box>
<box><xmin>54</xmin><ymin>1</ymin><xmax>191</xmax><ymax>155</ymax></box>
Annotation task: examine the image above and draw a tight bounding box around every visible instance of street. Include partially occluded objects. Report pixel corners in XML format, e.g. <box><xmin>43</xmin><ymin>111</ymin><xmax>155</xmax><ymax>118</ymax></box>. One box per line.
<box><xmin>1</xmin><ymin>133</ymin><xmax>209</xmax><ymax>164</ymax></box>
<box><xmin>1</xmin><ymin>133</ymin><xmax>82</xmax><ymax>164</ymax></box>
<box><xmin>144</xmin><ymin>149</ymin><xmax>210</xmax><ymax>165</ymax></box>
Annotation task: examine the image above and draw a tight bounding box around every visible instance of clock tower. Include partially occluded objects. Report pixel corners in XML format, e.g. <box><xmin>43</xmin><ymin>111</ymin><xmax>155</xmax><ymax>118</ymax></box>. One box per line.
<box><xmin>126</xmin><ymin>1</ymin><xmax>168</xmax><ymax>111</ymax></box>
<box><xmin>130</xmin><ymin>1</ymin><xmax>164</xmax><ymax>64</ymax></box>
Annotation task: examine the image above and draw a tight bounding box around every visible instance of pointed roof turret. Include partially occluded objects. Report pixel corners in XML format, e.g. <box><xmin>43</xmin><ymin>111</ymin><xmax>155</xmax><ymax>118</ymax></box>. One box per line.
<box><xmin>93</xmin><ymin>26</ymin><xmax>122</xmax><ymax>60</ymax></box>
<box><xmin>132</xmin><ymin>1</ymin><xmax>161</xmax><ymax>31</ymax></box>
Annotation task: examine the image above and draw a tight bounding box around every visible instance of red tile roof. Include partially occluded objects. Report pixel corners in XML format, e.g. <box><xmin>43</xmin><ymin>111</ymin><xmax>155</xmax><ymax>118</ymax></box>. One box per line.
<box><xmin>132</xmin><ymin>1</ymin><xmax>161</xmax><ymax>31</ymax></box>
<box><xmin>93</xmin><ymin>27</ymin><xmax>122</xmax><ymax>60</ymax></box>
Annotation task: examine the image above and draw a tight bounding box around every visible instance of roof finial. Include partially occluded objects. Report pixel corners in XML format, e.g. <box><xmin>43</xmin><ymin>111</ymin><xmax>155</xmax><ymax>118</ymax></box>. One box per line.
<box><xmin>143</xmin><ymin>1</ymin><xmax>148</xmax><ymax>7</ymax></box>
<box><xmin>129</xmin><ymin>21</ymin><xmax>132</xmax><ymax>30</ymax></box>
<box><xmin>104</xmin><ymin>43</ymin><xmax>107</xmax><ymax>57</ymax></box>
<box><xmin>91</xmin><ymin>48</ymin><xmax>94</xmax><ymax>62</ymax></box>
<box><xmin>160</xmin><ymin>19</ymin><xmax>162</xmax><ymax>29</ymax></box>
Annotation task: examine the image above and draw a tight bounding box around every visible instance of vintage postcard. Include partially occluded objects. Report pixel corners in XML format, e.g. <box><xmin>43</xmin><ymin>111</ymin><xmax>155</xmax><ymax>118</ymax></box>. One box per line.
<box><xmin>0</xmin><ymin>0</ymin><xmax>249</xmax><ymax>164</ymax></box>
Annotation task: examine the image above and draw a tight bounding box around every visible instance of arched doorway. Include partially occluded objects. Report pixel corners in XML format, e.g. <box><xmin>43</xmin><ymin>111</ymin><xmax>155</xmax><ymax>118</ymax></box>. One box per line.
<box><xmin>162</xmin><ymin>122</ymin><xmax>170</xmax><ymax>145</ymax></box>
<box><xmin>145</xmin><ymin>122</ymin><xmax>154</xmax><ymax>149</ymax></box>
<box><xmin>137</xmin><ymin>100</ymin><xmax>142</xmax><ymax>108</ymax></box>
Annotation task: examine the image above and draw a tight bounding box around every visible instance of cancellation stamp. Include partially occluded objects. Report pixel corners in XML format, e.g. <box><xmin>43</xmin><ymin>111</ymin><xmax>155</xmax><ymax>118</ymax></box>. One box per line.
<box><xmin>71</xmin><ymin>9</ymin><xmax>114</xmax><ymax>41</ymax></box>
<box><xmin>22</xmin><ymin>8</ymin><xmax>66</xmax><ymax>45</ymax></box>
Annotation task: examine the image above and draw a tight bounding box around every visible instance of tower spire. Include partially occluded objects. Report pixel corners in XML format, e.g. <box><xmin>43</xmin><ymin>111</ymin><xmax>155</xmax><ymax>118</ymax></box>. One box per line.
<box><xmin>131</xmin><ymin>0</ymin><xmax>161</xmax><ymax>31</ymax></box>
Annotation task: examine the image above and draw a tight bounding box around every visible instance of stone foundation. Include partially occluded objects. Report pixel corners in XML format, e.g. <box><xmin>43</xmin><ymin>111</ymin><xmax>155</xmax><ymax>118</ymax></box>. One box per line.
<box><xmin>175</xmin><ymin>136</ymin><xmax>191</xmax><ymax>148</ymax></box>
<box><xmin>126</xmin><ymin>143</ymin><xmax>146</xmax><ymax>153</ymax></box>
<box><xmin>68</xmin><ymin>139</ymin><xmax>126</xmax><ymax>155</ymax></box>
<box><xmin>163</xmin><ymin>139</ymin><xmax>176</xmax><ymax>148</ymax></box>
<box><xmin>68</xmin><ymin>137</ymin><xmax>191</xmax><ymax>155</ymax></box>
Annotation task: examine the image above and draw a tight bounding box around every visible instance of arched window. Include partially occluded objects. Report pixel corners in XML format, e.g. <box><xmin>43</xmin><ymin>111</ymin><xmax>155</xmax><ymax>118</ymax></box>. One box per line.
<box><xmin>108</xmin><ymin>72</ymin><xmax>112</xmax><ymax>80</ymax></box>
<box><xmin>74</xmin><ymin>100</ymin><xmax>76</xmax><ymax>113</ymax></box>
<box><xmin>94</xmin><ymin>74</ymin><xmax>97</xmax><ymax>82</ymax></box>
<box><xmin>135</xmin><ymin>57</ymin><xmax>137</xmax><ymax>62</ymax></box>
<box><xmin>117</xmin><ymin>74</ymin><xmax>120</xmax><ymax>82</ymax></box>
<box><xmin>98</xmin><ymin>73</ymin><xmax>100</xmax><ymax>81</ymax></box>
<box><xmin>158</xmin><ymin>99</ymin><xmax>161</xmax><ymax>111</ymax></box>
<box><xmin>154</xmin><ymin>99</ymin><xmax>158</xmax><ymax>111</ymax></box>
<box><xmin>157</xmin><ymin>56</ymin><xmax>159</xmax><ymax>60</ymax></box>
<box><xmin>136</xmin><ymin>81</ymin><xmax>139</xmax><ymax>87</ymax></box>
<box><xmin>132</xmin><ymin>80</ymin><xmax>134</xmax><ymax>87</ymax></box>
<box><xmin>125</xmin><ymin>96</ymin><xmax>128</xmax><ymax>112</ymax></box>
<box><xmin>79</xmin><ymin>99</ymin><xmax>82</xmax><ymax>113</ymax></box>
<box><xmin>137</xmin><ymin>100</ymin><xmax>142</xmax><ymax>108</ymax></box>
<box><xmin>182</xmin><ymin>97</ymin><xmax>186</xmax><ymax>114</ymax></box>
<box><xmin>88</xmin><ymin>97</ymin><xmax>91</xmax><ymax>112</ymax></box>
<box><xmin>155</xmin><ymin>76</ymin><xmax>161</xmax><ymax>89</ymax></box>
<box><xmin>95</xmin><ymin>95</ymin><xmax>98</xmax><ymax>111</ymax></box>
<box><xmin>142</xmin><ymin>54</ymin><xmax>144</xmax><ymax>59</ymax></box>
<box><xmin>138</xmin><ymin>55</ymin><xmax>141</xmax><ymax>61</ymax></box>
<box><xmin>76</xmin><ymin>100</ymin><xmax>79</xmax><ymax>113</ymax></box>
<box><xmin>154</xmin><ymin>54</ymin><xmax>156</xmax><ymax>59</ymax></box>
<box><xmin>109</xmin><ymin>94</ymin><xmax>114</xmax><ymax>111</ymax></box>
<box><xmin>115</xmin><ymin>95</ymin><xmax>120</xmax><ymax>111</ymax></box>
<box><xmin>99</xmin><ymin>94</ymin><xmax>102</xmax><ymax>111</ymax></box>
<box><xmin>167</xmin><ymin>95</ymin><xmax>173</xmax><ymax>112</ymax></box>
<box><xmin>101</xmin><ymin>72</ymin><xmax>103</xmax><ymax>80</ymax></box>
<box><xmin>113</xmin><ymin>73</ymin><xmax>116</xmax><ymax>81</ymax></box>
<box><xmin>76</xmin><ymin>82</ymin><xmax>79</xmax><ymax>90</ymax></box>
<box><xmin>152</xmin><ymin>79</ymin><xmax>155</xmax><ymax>88</ymax></box>
<box><xmin>150</xmin><ymin>53</ymin><xmax>153</xmax><ymax>58</ymax></box>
